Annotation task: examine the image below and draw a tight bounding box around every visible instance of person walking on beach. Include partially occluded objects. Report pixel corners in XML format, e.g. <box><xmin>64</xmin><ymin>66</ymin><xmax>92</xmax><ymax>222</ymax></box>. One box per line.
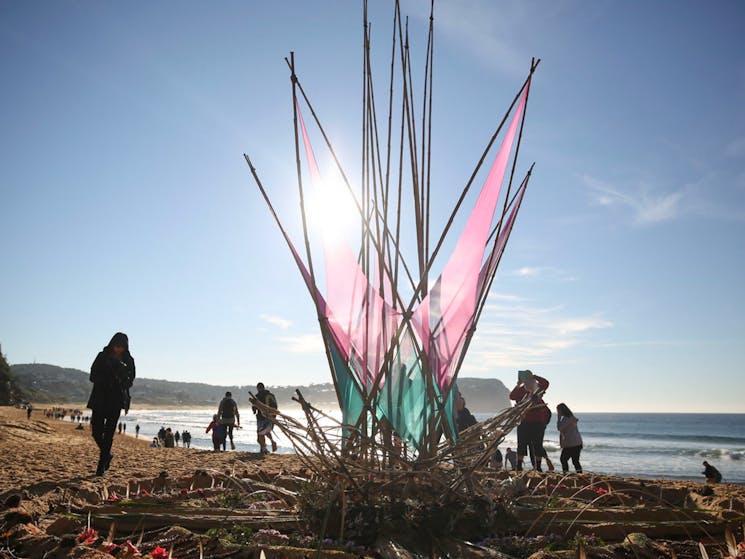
<box><xmin>702</xmin><ymin>461</ymin><xmax>722</xmax><ymax>483</ymax></box>
<box><xmin>87</xmin><ymin>332</ymin><xmax>135</xmax><ymax>476</ymax></box>
<box><xmin>135</xmin><ymin>424</ymin><xmax>140</xmax><ymax>438</ymax></box>
<box><xmin>118</xmin><ymin>422</ymin><xmax>122</xmax><ymax>435</ymax></box>
<box><xmin>217</xmin><ymin>391</ymin><xmax>240</xmax><ymax>450</ymax></box>
<box><xmin>164</xmin><ymin>427</ymin><xmax>175</xmax><ymax>448</ymax></box>
<box><xmin>182</xmin><ymin>430</ymin><xmax>191</xmax><ymax>448</ymax></box>
<box><xmin>26</xmin><ymin>405</ymin><xmax>32</xmax><ymax>420</ymax></box>
<box><xmin>123</xmin><ymin>423</ymin><xmax>126</xmax><ymax>434</ymax></box>
<box><xmin>253</xmin><ymin>383</ymin><xmax>278</xmax><ymax>454</ymax></box>
<box><xmin>206</xmin><ymin>414</ymin><xmax>226</xmax><ymax>451</ymax></box>
<box><xmin>174</xmin><ymin>431</ymin><xmax>180</xmax><ymax>447</ymax></box>
<box><xmin>509</xmin><ymin>369</ymin><xmax>550</xmax><ymax>471</ymax></box>
<box><xmin>556</xmin><ymin>403</ymin><xmax>583</xmax><ymax>473</ymax></box>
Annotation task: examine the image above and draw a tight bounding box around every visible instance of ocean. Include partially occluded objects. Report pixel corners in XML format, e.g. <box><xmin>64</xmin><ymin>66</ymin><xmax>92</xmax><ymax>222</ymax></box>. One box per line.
<box><xmin>118</xmin><ymin>409</ymin><xmax>745</xmax><ymax>484</ymax></box>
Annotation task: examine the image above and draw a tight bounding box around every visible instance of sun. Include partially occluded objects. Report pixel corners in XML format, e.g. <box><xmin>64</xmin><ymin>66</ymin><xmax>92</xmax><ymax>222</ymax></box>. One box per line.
<box><xmin>306</xmin><ymin>169</ymin><xmax>359</xmax><ymax>241</ymax></box>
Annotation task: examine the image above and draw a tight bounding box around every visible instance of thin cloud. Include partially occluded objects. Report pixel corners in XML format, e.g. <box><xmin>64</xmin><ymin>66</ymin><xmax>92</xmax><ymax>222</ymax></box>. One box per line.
<box><xmin>583</xmin><ymin>174</ymin><xmax>684</xmax><ymax>225</ymax></box>
<box><xmin>510</xmin><ymin>266</ymin><xmax>577</xmax><ymax>282</ymax></box>
<box><xmin>490</xmin><ymin>292</ymin><xmax>528</xmax><ymax>302</ymax></box>
<box><xmin>276</xmin><ymin>333</ymin><xmax>323</xmax><ymax>354</ymax></box>
<box><xmin>259</xmin><ymin>314</ymin><xmax>292</xmax><ymax>330</ymax></box>
<box><xmin>591</xmin><ymin>339</ymin><xmax>684</xmax><ymax>349</ymax></box>
<box><xmin>462</xmin><ymin>297</ymin><xmax>612</xmax><ymax>371</ymax></box>
<box><xmin>513</xmin><ymin>266</ymin><xmax>542</xmax><ymax>278</ymax></box>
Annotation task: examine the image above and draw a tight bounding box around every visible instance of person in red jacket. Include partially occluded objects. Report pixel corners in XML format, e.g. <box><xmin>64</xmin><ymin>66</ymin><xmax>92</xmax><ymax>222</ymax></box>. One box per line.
<box><xmin>510</xmin><ymin>369</ymin><xmax>550</xmax><ymax>471</ymax></box>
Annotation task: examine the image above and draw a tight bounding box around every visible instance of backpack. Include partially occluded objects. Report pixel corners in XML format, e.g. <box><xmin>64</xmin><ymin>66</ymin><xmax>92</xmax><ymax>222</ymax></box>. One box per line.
<box><xmin>220</xmin><ymin>398</ymin><xmax>237</xmax><ymax>419</ymax></box>
<box><xmin>264</xmin><ymin>392</ymin><xmax>278</xmax><ymax>409</ymax></box>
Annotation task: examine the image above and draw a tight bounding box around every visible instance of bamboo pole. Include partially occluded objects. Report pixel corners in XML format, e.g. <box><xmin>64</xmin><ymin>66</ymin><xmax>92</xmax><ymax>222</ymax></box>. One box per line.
<box><xmin>382</xmin><ymin>2</ymin><xmax>398</xmax><ymax>299</ymax></box>
<box><xmin>424</xmin><ymin>0</ymin><xmax>435</xmax><ymax>272</ymax></box>
<box><xmin>492</xmin><ymin>60</ymin><xmax>536</xmax><ymax>254</ymax></box>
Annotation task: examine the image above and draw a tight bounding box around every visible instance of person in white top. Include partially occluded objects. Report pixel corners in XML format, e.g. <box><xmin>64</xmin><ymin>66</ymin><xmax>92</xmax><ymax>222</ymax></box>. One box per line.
<box><xmin>556</xmin><ymin>403</ymin><xmax>583</xmax><ymax>473</ymax></box>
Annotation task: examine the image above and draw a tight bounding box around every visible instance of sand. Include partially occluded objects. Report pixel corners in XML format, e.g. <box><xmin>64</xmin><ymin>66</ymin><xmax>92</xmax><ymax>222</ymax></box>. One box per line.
<box><xmin>0</xmin><ymin>406</ymin><xmax>304</xmax><ymax>493</ymax></box>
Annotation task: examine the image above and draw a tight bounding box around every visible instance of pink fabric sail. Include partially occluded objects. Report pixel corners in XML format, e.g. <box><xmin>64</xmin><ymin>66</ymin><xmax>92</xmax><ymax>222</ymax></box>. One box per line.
<box><xmin>297</xmin><ymin>102</ymin><xmax>398</xmax><ymax>387</ymax></box>
<box><xmin>411</xmin><ymin>85</ymin><xmax>528</xmax><ymax>390</ymax></box>
<box><xmin>440</xmin><ymin>181</ymin><xmax>528</xmax><ymax>386</ymax></box>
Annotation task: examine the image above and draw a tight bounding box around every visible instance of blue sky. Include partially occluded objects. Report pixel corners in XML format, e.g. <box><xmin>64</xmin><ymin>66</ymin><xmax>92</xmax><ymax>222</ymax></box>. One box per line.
<box><xmin>1</xmin><ymin>1</ymin><xmax>743</xmax><ymax>413</ymax></box>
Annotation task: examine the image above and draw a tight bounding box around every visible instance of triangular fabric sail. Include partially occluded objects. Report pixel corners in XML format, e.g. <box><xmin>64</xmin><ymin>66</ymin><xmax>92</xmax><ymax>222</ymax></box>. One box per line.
<box><xmin>297</xmin><ymin>101</ymin><xmax>398</xmax><ymax>388</ymax></box>
<box><xmin>328</xmin><ymin>340</ymin><xmax>365</xmax><ymax>438</ymax></box>
<box><xmin>438</xmin><ymin>181</ymin><xmax>529</xmax><ymax>389</ymax></box>
<box><xmin>411</xmin><ymin>84</ymin><xmax>528</xmax><ymax>391</ymax></box>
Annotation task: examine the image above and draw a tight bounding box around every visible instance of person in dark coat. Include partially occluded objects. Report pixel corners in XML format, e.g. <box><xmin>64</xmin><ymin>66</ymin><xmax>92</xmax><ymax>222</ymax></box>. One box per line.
<box><xmin>87</xmin><ymin>332</ymin><xmax>135</xmax><ymax>476</ymax></box>
<box><xmin>702</xmin><ymin>461</ymin><xmax>722</xmax><ymax>483</ymax></box>
<box><xmin>217</xmin><ymin>391</ymin><xmax>240</xmax><ymax>450</ymax></box>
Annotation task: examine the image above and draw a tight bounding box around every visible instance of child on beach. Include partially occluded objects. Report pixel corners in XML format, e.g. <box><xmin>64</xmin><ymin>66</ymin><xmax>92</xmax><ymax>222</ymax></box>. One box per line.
<box><xmin>206</xmin><ymin>415</ymin><xmax>227</xmax><ymax>452</ymax></box>
<box><xmin>556</xmin><ymin>403</ymin><xmax>583</xmax><ymax>473</ymax></box>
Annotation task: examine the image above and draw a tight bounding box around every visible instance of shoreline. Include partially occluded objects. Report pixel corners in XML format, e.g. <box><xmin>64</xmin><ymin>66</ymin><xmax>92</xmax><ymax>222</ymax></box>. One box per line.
<box><xmin>0</xmin><ymin>404</ymin><xmax>745</xmax><ymax>494</ymax></box>
<box><xmin>12</xmin><ymin>406</ymin><xmax>744</xmax><ymax>486</ymax></box>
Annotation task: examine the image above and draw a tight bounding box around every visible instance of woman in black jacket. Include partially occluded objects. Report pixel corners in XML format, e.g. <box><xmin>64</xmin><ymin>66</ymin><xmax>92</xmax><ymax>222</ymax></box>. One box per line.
<box><xmin>87</xmin><ymin>332</ymin><xmax>135</xmax><ymax>476</ymax></box>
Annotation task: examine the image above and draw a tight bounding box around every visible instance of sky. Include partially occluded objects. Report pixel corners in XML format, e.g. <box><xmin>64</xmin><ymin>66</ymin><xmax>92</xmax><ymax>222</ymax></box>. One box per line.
<box><xmin>1</xmin><ymin>1</ymin><xmax>744</xmax><ymax>413</ymax></box>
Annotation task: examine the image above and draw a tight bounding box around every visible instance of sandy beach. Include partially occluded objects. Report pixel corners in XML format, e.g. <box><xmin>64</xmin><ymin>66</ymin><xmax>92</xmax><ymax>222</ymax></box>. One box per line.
<box><xmin>2</xmin><ymin>405</ymin><xmax>745</xmax><ymax>558</ymax></box>
<box><xmin>0</xmin><ymin>406</ymin><xmax>306</xmax><ymax>494</ymax></box>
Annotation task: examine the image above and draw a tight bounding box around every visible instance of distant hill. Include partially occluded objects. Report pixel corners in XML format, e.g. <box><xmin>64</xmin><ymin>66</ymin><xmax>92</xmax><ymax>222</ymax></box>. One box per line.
<box><xmin>9</xmin><ymin>363</ymin><xmax>510</xmax><ymax>413</ymax></box>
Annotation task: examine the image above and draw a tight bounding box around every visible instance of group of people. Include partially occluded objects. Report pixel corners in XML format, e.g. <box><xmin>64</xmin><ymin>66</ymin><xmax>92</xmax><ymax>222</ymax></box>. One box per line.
<box><xmin>150</xmin><ymin>426</ymin><xmax>192</xmax><ymax>448</ymax></box>
<box><xmin>85</xmin><ymin>332</ymin><xmax>281</xmax><ymax>475</ymax></box>
<box><xmin>205</xmin><ymin>385</ymin><xmax>278</xmax><ymax>453</ymax></box>
<box><xmin>508</xmin><ymin>369</ymin><xmax>584</xmax><ymax>474</ymax></box>
<box><xmin>456</xmin><ymin>369</ymin><xmax>583</xmax><ymax>474</ymax></box>
<box><xmin>34</xmin><ymin>407</ymin><xmax>87</xmax><ymax>422</ymax></box>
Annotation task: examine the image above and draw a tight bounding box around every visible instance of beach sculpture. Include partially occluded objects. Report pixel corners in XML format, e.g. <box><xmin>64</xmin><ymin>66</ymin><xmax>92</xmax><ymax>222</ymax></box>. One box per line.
<box><xmin>244</xmin><ymin>1</ymin><xmax>539</xmax><ymax>470</ymax></box>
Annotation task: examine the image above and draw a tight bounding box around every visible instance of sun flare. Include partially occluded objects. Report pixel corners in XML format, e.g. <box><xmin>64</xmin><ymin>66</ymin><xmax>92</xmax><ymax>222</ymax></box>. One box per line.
<box><xmin>307</xmin><ymin>172</ymin><xmax>359</xmax><ymax>240</ymax></box>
